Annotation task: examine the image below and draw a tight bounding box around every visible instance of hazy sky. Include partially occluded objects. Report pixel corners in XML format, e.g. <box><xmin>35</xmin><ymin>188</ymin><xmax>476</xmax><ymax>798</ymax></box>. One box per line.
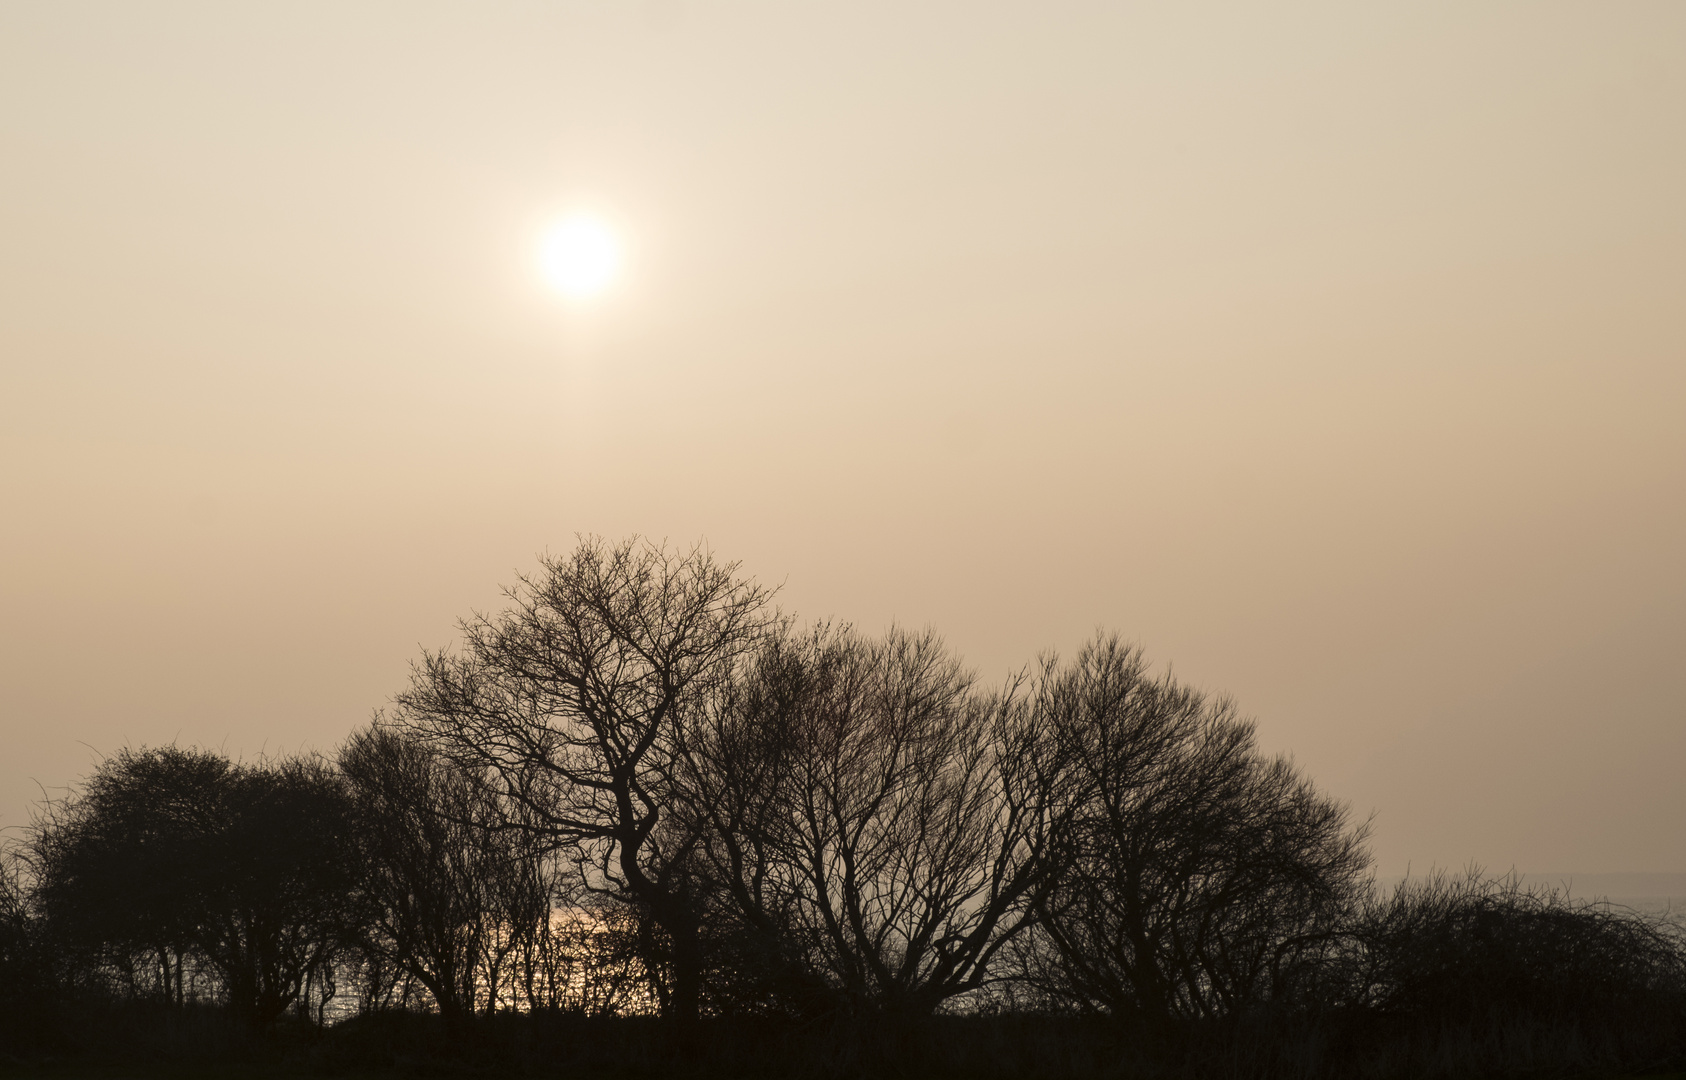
<box><xmin>2</xmin><ymin>1</ymin><xmax>1682</xmax><ymax>876</ymax></box>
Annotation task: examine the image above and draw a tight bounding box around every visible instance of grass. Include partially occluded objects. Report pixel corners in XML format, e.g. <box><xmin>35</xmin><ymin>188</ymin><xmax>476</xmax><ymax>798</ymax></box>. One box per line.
<box><xmin>4</xmin><ymin>1008</ymin><xmax>1684</xmax><ymax>1080</ymax></box>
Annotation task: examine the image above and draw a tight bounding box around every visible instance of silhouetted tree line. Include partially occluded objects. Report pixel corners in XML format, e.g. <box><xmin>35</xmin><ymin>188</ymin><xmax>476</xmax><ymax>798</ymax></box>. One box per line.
<box><xmin>2</xmin><ymin>537</ymin><xmax>1682</xmax><ymax>1078</ymax></box>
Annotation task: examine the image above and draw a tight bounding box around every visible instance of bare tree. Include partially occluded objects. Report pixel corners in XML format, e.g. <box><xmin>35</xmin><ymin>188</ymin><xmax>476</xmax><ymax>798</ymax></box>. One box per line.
<box><xmin>0</xmin><ymin>838</ymin><xmax>49</xmax><ymax>1040</ymax></box>
<box><xmin>1024</xmin><ymin>634</ymin><xmax>1370</xmax><ymax>1022</ymax></box>
<box><xmin>391</xmin><ymin>536</ymin><xmax>774</xmax><ymax>1036</ymax></box>
<box><xmin>29</xmin><ymin>746</ymin><xmax>228</xmax><ymax>1009</ymax></box>
<box><xmin>1350</xmin><ymin>870</ymin><xmax>1686</xmax><ymax>1025</ymax></box>
<box><xmin>31</xmin><ymin>748</ymin><xmax>359</xmax><ymax>1027</ymax></box>
<box><xmin>342</xmin><ymin>725</ymin><xmax>525</xmax><ymax>1023</ymax></box>
<box><xmin>680</xmin><ymin>625</ymin><xmax>1065</xmax><ymax>1018</ymax></box>
<box><xmin>192</xmin><ymin>755</ymin><xmax>361</xmax><ymax>1027</ymax></box>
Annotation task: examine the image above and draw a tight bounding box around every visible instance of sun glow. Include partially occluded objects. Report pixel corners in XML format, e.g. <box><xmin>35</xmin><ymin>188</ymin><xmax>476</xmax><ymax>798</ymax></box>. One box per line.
<box><xmin>538</xmin><ymin>214</ymin><xmax>623</xmax><ymax>300</ymax></box>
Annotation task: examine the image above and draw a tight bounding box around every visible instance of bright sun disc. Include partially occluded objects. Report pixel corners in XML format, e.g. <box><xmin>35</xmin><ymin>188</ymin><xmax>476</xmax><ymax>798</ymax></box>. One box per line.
<box><xmin>538</xmin><ymin>215</ymin><xmax>622</xmax><ymax>300</ymax></box>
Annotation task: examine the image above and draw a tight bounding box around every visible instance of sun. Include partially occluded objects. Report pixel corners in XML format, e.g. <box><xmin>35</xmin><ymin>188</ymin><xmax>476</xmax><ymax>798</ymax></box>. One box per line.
<box><xmin>538</xmin><ymin>214</ymin><xmax>623</xmax><ymax>300</ymax></box>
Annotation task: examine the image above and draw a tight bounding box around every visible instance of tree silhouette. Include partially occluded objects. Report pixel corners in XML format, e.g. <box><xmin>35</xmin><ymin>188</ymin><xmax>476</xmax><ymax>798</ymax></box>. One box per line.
<box><xmin>200</xmin><ymin>756</ymin><xmax>360</xmax><ymax>1027</ymax></box>
<box><xmin>32</xmin><ymin>747</ymin><xmax>230</xmax><ymax>1007</ymax></box>
<box><xmin>680</xmin><ymin>625</ymin><xmax>1065</xmax><ymax>1018</ymax></box>
<box><xmin>341</xmin><ymin>725</ymin><xmax>508</xmax><ymax>1023</ymax></box>
<box><xmin>392</xmin><ymin>536</ymin><xmax>775</xmax><ymax>1038</ymax></box>
<box><xmin>31</xmin><ymin>748</ymin><xmax>359</xmax><ymax>1027</ymax></box>
<box><xmin>1023</xmin><ymin>635</ymin><xmax>1370</xmax><ymax>1021</ymax></box>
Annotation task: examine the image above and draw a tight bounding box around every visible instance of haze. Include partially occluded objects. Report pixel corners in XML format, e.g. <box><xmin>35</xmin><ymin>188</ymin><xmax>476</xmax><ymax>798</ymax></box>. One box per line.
<box><xmin>1</xmin><ymin>1</ymin><xmax>1682</xmax><ymax>880</ymax></box>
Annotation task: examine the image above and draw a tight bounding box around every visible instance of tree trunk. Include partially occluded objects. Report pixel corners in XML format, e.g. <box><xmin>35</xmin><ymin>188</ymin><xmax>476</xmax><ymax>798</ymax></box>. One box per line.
<box><xmin>666</xmin><ymin>915</ymin><xmax>702</xmax><ymax>1051</ymax></box>
<box><xmin>628</xmin><ymin>872</ymin><xmax>702</xmax><ymax>1052</ymax></box>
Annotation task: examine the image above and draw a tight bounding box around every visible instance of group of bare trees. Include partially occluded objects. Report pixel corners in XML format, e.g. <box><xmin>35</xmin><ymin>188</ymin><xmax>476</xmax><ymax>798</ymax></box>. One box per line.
<box><xmin>377</xmin><ymin>537</ymin><xmax>1373</xmax><ymax>1031</ymax></box>
<box><xmin>26</xmin><ymin>748</ymin><xmax>360</xmax><ymax>1027</ymax></box>
<box><xmin>7</xmin><ymin>536</ymin><xmax>1684</xmax><ymax>1078</ymax></box>
<box><xmin>12</xmin><ymin>740</ymin><xmax>658</xmax><ymax>1029</ymax></box>
<box><xmin>2</xmin><ymin>537</ymin><xmax>1391</xmax><ymax>1038</ymax></box>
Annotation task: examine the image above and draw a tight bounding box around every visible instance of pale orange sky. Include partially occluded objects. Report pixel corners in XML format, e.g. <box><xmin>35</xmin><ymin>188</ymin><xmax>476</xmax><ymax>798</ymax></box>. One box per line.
<box><xmin>1</xmin><ymin>2</ymin><xmax>1682</xmax><ymax>876</ymax></box>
